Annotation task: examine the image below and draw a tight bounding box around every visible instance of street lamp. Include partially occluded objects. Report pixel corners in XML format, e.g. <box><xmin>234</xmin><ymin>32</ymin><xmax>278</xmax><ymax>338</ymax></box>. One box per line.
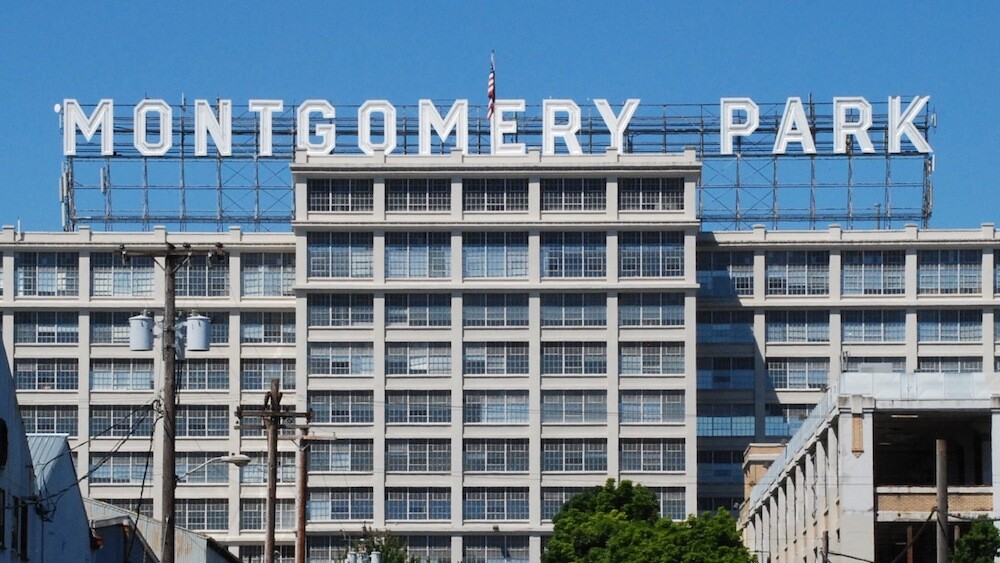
<box><xmin>174</xmin><ymin>454</ymin><xmax>252</xmax><ymax>482</ymax></box>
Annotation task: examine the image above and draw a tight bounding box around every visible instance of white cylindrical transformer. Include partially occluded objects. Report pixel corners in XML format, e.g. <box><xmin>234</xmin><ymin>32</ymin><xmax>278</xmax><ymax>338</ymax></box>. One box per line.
<box><xmin>185</xmin><ymin>313</ymin><xmax>211</xmax><ymax>352</ymax></box>
<box><xmin>129</xmin><ymin>314</ymin><xmax>155</xmax><ymax>351</ymax></box>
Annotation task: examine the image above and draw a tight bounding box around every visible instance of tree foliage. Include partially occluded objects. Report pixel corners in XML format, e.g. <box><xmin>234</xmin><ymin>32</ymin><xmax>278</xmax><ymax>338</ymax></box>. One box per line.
<box><xmin>952</xmin><ymin>517</ymin><xmax>1000</xmax><ymax>563</ymax></box>
<box><xmin>350</xmin><ymin>527</ymin><xmax>417</xmax><ymax>563</ymax></box>
<box><xmin>543</xmin><ymin>479</ymin><xmax>755</xmax><ymax>563</ymax></box>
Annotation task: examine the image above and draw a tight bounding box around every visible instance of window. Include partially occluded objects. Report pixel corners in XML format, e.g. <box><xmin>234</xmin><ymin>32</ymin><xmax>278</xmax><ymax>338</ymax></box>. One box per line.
<box><xmin>385</xmin><ymin>293</ymin><xmax>450</xmax><ymax>327</ymax></box>
<box><xmin>15</xmin><ymin>252</ymin><xmax>79</xmax><ymax>296</ymax></box>
<box><xmin>90</xmin><ymin>359</ymin><xmax>154</xmax><ymax>391</ymax></box>
<box><xmin>91</xmin><ymin>252</ymin><xmax>154</xmax><ymax>297</ymax></box>
<box><xmin>463</xmin><ymin>488</ymin><xmax>529</xmax><ymax>520</ymax></box>
<box><xmin>385</xmin><ymin>439</ymin><xmax>450</xmax><ymax>472</ymax></box>
<box><xmin>844</xmin><ymin>357</ymin><xmax>906</xmax><ymax>373</ymax></box>
<box><xmin>619</xmin><ymin>177</ymin><xmax>684</xmax><ymax>211</ymax></box>
<box><xmin>241</xmin><ymin>499</ymin><xmax>295</xmax><ymax>531</ymax></box>
<box><xmin>917</xmin><ymin>310</ymin><xmax>982</xmax><ymax>342</ymax></box>
<box><xmin>386</xmin><ymin>488</ymin><xmax>451</xmax><ymax>520</ymax></box>
<box><xmin>90</xmin><ymin>406</ymin><xmax>152</xmax><ymax>437</ymax></box>
<box><xmin>653</xmin><ymin>487</ymin><xmax>687</xmax><ymax>520</ymax></box>
<box><xmin>308</xmin><ymin>343</ymin><xmax>374</xmax><ymax>375</ymax></box>
<box><xmin>842</xmin><ymin>250</ymin><xmax>905</xmax><ymax>295</ymax></box>
<box><xmin>464</xmin><ymin>342</ymin><xmax>529</xmax><ymax>375</ymax></box>
<box><xmin>842</xmin><ymin>309</ymin><xmax>906</xmax><ymax>342</ymax></box>
<box><xmin>620</xmin><ymin>439</ymin><xmax>685</xmax><ymax>472</ymax></box>
<box><xmin>176</xmin><ymin>406</ymin><xmax>229</xmax><ymax>437</ymax></box>
<box><xmin>697</xmin><ymin>251</ymin><xmax>753</xmax><ymax>297</ymax></box>
<box><xmin>385</xmin><ymin>232</ymin><xmax>451</xmax><ymax>278</ymax></box>
<box><xmin>765</xmin><ymin>404</ymin><xmax>813</xmax><ymax>437</ymax></box>
<box><xmin>23</xmin><ymin>405</ymin><xmax>78</xmax><ymax>436</ymax></box>
<box><xmin>11</xmin><ymin>497</ymin><xmax>28</xmax><ymax>559</ymax></box>
<box><xmin>307</xmin><ymin>232</ymin><xmax>373</xmax><ymax>278</ymax></box>
<box><xmin>542</xmin><ymin>342</ymin><xmax>607</xmax><ymax>375</ymax></box>
<box><xmin>175</xmin><ymin>255</ymin><xmax>229</xmax><ymax>297</ymax></box>
<box><xmin>917</xmin><ymin>357</ymin><xmax>983</xmax><ymax>373</ymax></box>
<box><xmin>618</xmin><ymin>292</ymin><xmax>683</xmax><ymax>326</ymax></box>
<box><xmin>241</xmin><ymin>359</ymin><xmax>295</xmax><ymax>391</ymax></box>
<box><xmin>307</xmin><ymin>293</ymin><xmax>373</xmax><ymax>327</ymax></box>
<box><xmin>541</xmin><ymin>390</ymin><xmax>607</xmax><ymax>423</ymax></box>
<box><xmin>202</xmin><ymin>311</ymin><xmax>229</xmax><ymax>345</ymax></box>
<box><xmin>14</xmin><ymin>359</ymin><xmax>78</xmax><ymax>390</ymax></box>
<box><xmin>242</xmin><ymin>358</ymin><xmax>295</xmax><ymax>391</ymax></box>
<box><xmin>767</xmin><ymin>358</ymin><xmax>829</xmax><ymax>390</ymax></box>
<box><xmin>14</xmin><ymin>311</ymin><xmax>78</xmax><ymax>343</ymax></box>
<box><xmin>305</xmin><ymin>537</ymin><xmax>352</xmax><ymax>562</ymax></box>
<box><xmin>241</xmin><ymin>253</ymin><xmax>295</xmax><ymax>296</ymax></box>
<box><xmin>698</xmin><ymin>450</ymin><xmax>744</xmax><ymax>484</ymax></box>
<box><xmin>765</xmin><ymin>251</ymin><xmax>830</xmax><ymax>295</ymax></box>
<box><xmin>386</xmin><ymin>178</ymin><xmax>450</xmax><ymax>211</ymax></box>
<box><xmin>463</xmin><ymin>232</ymin><xmax>528</xmax><ymax>278</ymax></box>
<box><xmin>464</xmin><ymin>439</ymin><xmax>529</xmax><ymax>472</ymax></box>
<box><xmin>176</xmin><ymin>499</ymin><xmax>228</xmax><ymax>530</ymax></box>
<box><xmin>697</xmin><ymin>403</ymin><xmax>755</xmax><ymax>436</ymax></box>
<box><xmin>698</xmin><ymin>496</ymin><xmax>742</xmax><ymax>517</ymax></box>
<box><xmin>386</xmin><ymin>391</ymin><xmax>451</xmax><ymax>424</ymax></box>
<box><xmin>308</xmin><ymin>488</ymin><xmax>374</xmax><ymax>521</ymax></box>
<box><xmin>241</xmin><ymin>311</ymin><xmax>296</xmax><ymax>344</ymax></box>
<box><xmin>386</xmin><ymin>342</ymin><xmax>451</xmax><ymax>375</ymax></box>
<box><xmin>542</xmin><ymin>488</ymin><xmax>586</xmax><ymax>520</ymax></box>
<box><xmin>309</xmin><ymin>391</ymin><xmax>374</xmax><ymax>424</ymax></box>
<box><xmin>309</xmin><ymin>440</ymin><xmax>373</xmax><ymax>472</ymax></box>
<box><xmin>541</xmin><ymin>178</ymin><xmax>605</xmax><ymax>211</ymax></box>
<box><xmin>463</xmin><ymin>536</ymin><xmax>529</xmax><ymax>563</ymax></box>
<box><xmin>619</xmin><ymin>342</ymin><xmax>684</xmax><ymax>375</ymax></box>
<box><xmin>697</xmin><ymin>310</ymin><xmax>753</xmax><ymax>343</ymax></box>
<box><xmin>542</xmin><ymin>439</ymin><xmax>607</xmax><ymax>472</ymax></box>
<box><xmin>542</xmin><ymin>293</ymin><xmax>606</xmax><ymax>326</ymax></box>
<box><xmin>176</xmin><ymin>451</ymin><xmax>229</xmax><ymax>484</ymax></box>
<box><xmin>540</xmin><ymin>232</ymin><xmax>606</xmax><ymax>278</ymax></box>
<box><xmin>307</xmin><ymin>178</ymin><xmax>374</xmax><ymax>212</ymax></box>
<box><xmin>90</xmin><ymin>311</ymin><xmax>137</xmax><ymax>344</ymax></box>
<box><xmin>619</xmin><ymin>390</ymin><xmax>684</xmax><ymax>423</ymax></box>
<box><xmin>176</xmin><ymin>359</ymin><xmax>229</xmax><ymax>390</ymax></box>
<box><xmin>765</xmin><ymin>310</ymin><xmax>830</xmax><ymax>342</ymax></box>
<box><xmin>463</xmin><ymin>178</ymin><xmax>529</xmax><ymax>211</ymax></box>
<box><xmin>240</xmin><ymin>452</ymin><xmax>296</xmax><ymax>483</ymax></box>
<box><xmin>96</xmin><ymin>499</ymin><xmax>153</xmax><ymax>518</ymax></box>
<box><xmin>918</xmin><ymin>250</ymin><xmax>981</xmax><ymax>294</ymax></box>
<box><xmin>464</xmin><ymin>391</ymin><xmax>529</xmax><ymax>424</ymax></box>
<box><xmin>619</xmin><ymin>231</ymin><xmax>684</xmax><ymax>278</ymax></box>
<box><xmin>463</xmin><ymin>293</ymin><xmax>528</xmax><ymax>327</ymax></box>
<box><xmin>697</xmin><ymin>357</ymin><xmax>754</xmax><ymax>390</ymax></box>
<box><xmin>400</xmin><ymin>536</ymin><xmax>451</xmax><ymax>563</ymax></box>
<box><xmin>242</xmin><ymin>545</ymin><xmax>296</xmax><ymax>563</ymax></box>
<box><xmin>89</xmin><ymin>452</ymin><xmax>151</xmax><ymax>484</ymax></box>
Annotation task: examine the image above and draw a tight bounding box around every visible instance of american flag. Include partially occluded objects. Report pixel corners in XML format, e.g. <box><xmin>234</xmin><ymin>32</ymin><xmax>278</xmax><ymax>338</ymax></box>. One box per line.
<box><xmin>487</xmin><ymin>52</ymin><xmax>496</xmax><ymax>119</ymax></box>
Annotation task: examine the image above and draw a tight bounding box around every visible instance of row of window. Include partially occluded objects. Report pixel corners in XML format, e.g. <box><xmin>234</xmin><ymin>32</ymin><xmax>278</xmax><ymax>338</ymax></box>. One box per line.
<box><xmin>307</xmin><ymin>177</ymin><xmax>685</xmax><ymax>213</ymax></box>
<box><xmin>699</xmin><ymin>309</ymin><xmax>1000</xmax><ymax>344</ymax></box>
<box><xmin>14</xmin><ymin>358</ymin><xmax>294</xmax><ymax>391</ymax></box>
<box><xmin>167</xmin><ymin>484</ymin><xmax>687</xmax><ymax>535</ymax></box>
<box><xmin>700</xmin><ymin>249</ymin><xmax>1000</xmax><ymax>297</ymax></box>
<box><xmin>307</xmin><ymin>231</ymin><xmax>685</xmax><ymax>279</ymax></box>
<box><xmin>306</xmin><ymin>341</ymin><xmax>685</xmax><ymax>376</ymax></box>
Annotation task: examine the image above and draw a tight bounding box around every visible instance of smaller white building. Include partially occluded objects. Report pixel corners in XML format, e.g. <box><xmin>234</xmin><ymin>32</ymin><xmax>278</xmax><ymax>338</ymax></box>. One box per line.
<box><xmin>740</xmin><ymin>370</ymin><xmax>1000</xmax><ymax>562</ymax></box>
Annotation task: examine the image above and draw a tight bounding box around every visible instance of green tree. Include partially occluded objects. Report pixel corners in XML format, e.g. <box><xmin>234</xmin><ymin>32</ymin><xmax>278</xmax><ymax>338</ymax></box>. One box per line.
<box><xmin>349</xmin><ymin>527</ymin><xmax>417</xmax><ymax>563</ymax></box>
<box><xmin>544</xmin><ymin>479</ymin><xmax>755</xmax><ymax>563</ymax></box>
<box><xmin>952</xmin><ymin>517</ymin><xmax>1000</xmax><ymax>563</ymax></box>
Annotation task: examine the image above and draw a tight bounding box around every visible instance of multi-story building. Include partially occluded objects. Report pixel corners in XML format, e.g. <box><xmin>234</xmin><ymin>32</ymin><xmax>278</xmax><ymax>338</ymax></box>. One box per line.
<box><xmin>1</xmin><ymin>147</ymin><xmax>703</xmax><ymax>562</ymax></box>
<box><xmin>739</xmin><ymin>369</ymin><xmax>1000</xmax><ymax>562</ymax></box>
<box><xmin>695</xmin><ymin>224</ymin><xmax>1000</xmax><ymax>514</ymax></box>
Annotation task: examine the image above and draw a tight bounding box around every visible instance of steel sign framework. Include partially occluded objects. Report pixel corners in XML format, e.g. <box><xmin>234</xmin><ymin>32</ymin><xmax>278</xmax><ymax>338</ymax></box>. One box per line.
<box><xmin>60</xmin><ymin>99</ymin><xmax>933</xmax><ymax>232</ymax></box>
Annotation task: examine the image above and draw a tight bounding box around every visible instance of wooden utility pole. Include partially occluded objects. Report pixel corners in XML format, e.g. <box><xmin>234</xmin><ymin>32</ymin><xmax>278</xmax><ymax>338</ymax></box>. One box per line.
<box><xmin>936</xmin><ymin>439</ymin><xmax>948</xmax><ymax>563</ymax></box>
<box><xmin>237</xmin><ymin>379</ymin><xmax>310</xmax><ymax>563</ymax></box>
<box><xmin>296</xmin><ymin>429</ymin><xmax>310</xmax><ymax>563</ymax></box>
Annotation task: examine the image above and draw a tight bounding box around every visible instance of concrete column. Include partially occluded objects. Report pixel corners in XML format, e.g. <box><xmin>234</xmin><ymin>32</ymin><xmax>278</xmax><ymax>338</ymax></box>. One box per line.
<box><xmin>372</xmin><ymin>293</ymin><xmax>386</xmax><ymax>528</ymax></box>
<box><xmin>838</xmin><ymin>402</ymin><xmax>876</xmax><ymax>562</ymax></box>
<box><xmin>449</xmin><ymin>292</ymin><xmax>464</xmax><ymax>534</ymax></box>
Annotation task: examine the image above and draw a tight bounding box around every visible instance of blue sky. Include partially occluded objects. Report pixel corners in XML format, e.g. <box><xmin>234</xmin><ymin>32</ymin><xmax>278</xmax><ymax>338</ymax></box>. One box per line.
<box><xmin>0</xmin><ymin>2</ymin><xmax>996</xmax><ymax>231</ymax></box>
